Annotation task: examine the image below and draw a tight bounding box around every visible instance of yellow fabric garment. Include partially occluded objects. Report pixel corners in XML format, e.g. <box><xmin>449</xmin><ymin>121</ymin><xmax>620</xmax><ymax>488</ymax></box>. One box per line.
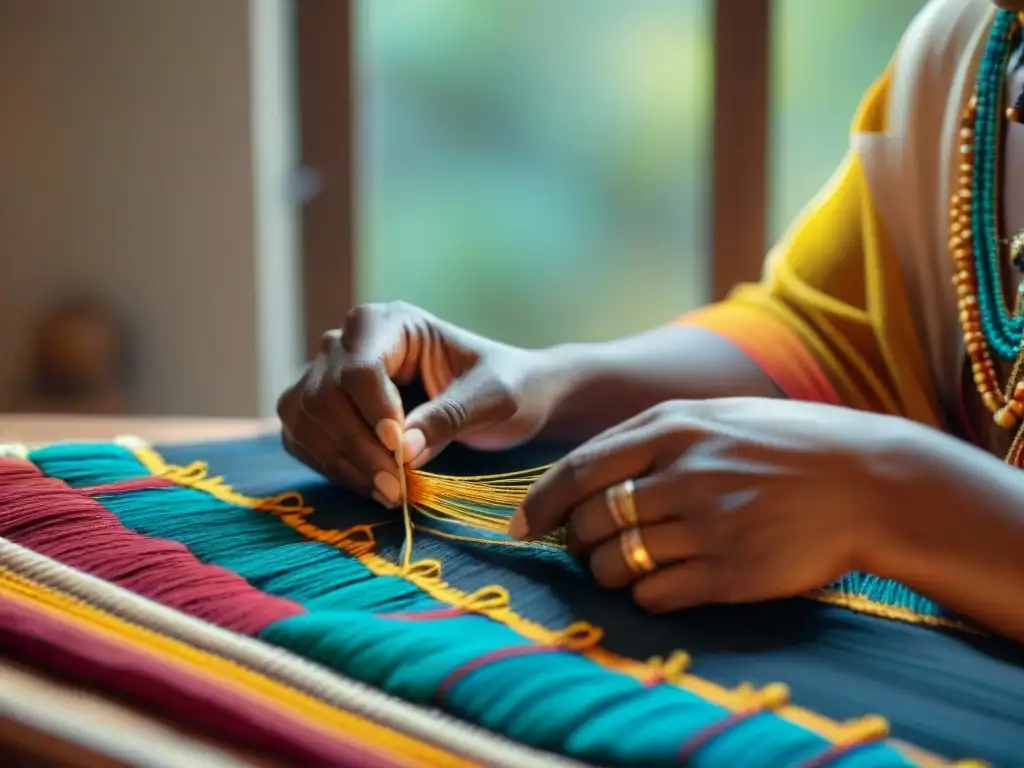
<box><xmin>693</xmin><ymin>66</ymin><xmax>944</xmax><ymax>430</ymax></box>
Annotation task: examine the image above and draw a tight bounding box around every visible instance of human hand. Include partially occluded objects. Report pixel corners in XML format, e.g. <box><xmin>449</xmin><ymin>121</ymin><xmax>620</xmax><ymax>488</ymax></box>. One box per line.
<box><xmin>277</xmin><ymin>302</ymin><xmax>561</xmax><ymax>506</ymax></box>
<box><xmin>508</xmin><ymin>398</ymin><xmax>935</xmax><ymax>612</ymax></box>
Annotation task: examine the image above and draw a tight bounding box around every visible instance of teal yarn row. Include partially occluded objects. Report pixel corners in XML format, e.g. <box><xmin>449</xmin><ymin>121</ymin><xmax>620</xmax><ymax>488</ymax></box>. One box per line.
<box><xmin>27</xmin><ymin>442</ymin><xmax>915</xmax><ymax>768</ymax></box>
<box><xmin>265</xmin><ymin>611</ymin><xmax>901</xmax><ymax>768</ymax></box>
<box><xmin>824</xmin><ymin>574</ymin><xmax>948</xmax><ymax>621</ymax></box>
<box><xmin>972</xmin><ymin>10</ymin><xmax>1023</xmax><ymax>360</ymax></box>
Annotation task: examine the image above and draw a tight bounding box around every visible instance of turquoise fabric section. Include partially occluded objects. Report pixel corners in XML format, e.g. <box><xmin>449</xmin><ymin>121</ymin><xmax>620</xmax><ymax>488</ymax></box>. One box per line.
<box><xmin>827</xmin><ymin>573</ymin><xmax>948</xmax><ymax>622</ymax></box>
<box><xmin>26</xmin><ymin>441</ymin><xmax>917</xmax><ymax>768</ymax></box>
<box><xmin>266</xmin><ymin>612</ymin><xmax>900</xmax><ymax>768</ymax></box>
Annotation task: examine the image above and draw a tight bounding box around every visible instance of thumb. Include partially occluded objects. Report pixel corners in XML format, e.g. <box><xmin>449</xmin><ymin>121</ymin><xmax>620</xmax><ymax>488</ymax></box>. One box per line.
<box><xmin>402</xmin><ymin>368</ymin><xmax>516</xmax><ymax>467</ymax></box>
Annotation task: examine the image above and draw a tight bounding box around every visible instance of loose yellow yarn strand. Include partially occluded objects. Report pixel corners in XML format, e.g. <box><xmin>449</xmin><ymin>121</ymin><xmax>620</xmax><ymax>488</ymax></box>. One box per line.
<box><xmin>396</xmin><ymin>441</ymin><xmax>414</xmax><ymax>574</ymax></box>
<box><xmin>405</xmin><ymin>465</ymin><xmax>565</xmax><ymax>547</ymax></box>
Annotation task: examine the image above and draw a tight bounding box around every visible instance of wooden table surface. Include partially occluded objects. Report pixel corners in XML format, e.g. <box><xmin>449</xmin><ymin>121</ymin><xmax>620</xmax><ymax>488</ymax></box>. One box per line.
<box><xmin>0</xmin><ymin>414</ymin><xmax>280</xmax><ymax>768</ymax></box>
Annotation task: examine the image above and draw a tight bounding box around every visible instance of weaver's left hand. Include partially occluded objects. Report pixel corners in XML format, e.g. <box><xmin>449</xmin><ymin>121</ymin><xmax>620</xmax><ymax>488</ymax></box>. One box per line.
<box><xmin>507</xmin><ymin>398</ymin><xmax>937</xmax><ymax>612</ymax></box>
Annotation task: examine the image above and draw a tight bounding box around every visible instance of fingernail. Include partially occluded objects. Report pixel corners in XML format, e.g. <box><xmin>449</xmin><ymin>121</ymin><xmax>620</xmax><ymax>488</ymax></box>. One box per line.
<box><xmin>373</xmin><ymin>472</ymin><xmax>401</xmax><ymax>505</ymax></box>
<box><xmin>376</xmin><ymin>419</ymin><xmax>402</xmax><ymax>453</ymax></box>
<box><xmin>401</xmin><ymin>429</ymin><xmax>426</xmax><ymax>464</ymax></box>
<box><xmin>507</xmin><ymin>507</ymin><xmax>528</xmax><ymax>540</ymax></box>
<box><xmin>371</xmin><ymin>490</ymin><xmax>398</xmax><ymax>509</ymax></box>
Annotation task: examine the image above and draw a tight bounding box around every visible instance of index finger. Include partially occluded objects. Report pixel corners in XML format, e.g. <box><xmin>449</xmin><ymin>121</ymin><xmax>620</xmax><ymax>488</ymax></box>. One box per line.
<box><xmin>325</xmin><ymin>328</ymin><xmax>406</xmax><ymax>453</ymax></box>
<box><xmin>508</xmin><ymin>426</ymin><xmax>661</xmax><ymax>541</ymax></box>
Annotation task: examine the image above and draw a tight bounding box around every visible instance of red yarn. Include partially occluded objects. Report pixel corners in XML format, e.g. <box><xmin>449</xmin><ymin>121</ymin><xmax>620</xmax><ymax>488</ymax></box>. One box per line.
<box><xmin>0</xmin><ymin>459</ymin><xmax>303</xmax><ymax>635</ymax></box>
<box><xmin>434</xmin><ymin>644</ymin><xmax>561</xmax><ymax>704</ymax></box>
<box><xmin>798</xmin><ymin>741</ymin><xmax>877</xmax><ymax>768</ymax></box>
<box><xmin>379</xmin><ymin>606</ymin><xmax>466</xmax><ymax>621</ymax></box>
<box><xmin>677</xmin><ymin>708</ymin><xmax>766</xmax><ymax>764</ymax></box>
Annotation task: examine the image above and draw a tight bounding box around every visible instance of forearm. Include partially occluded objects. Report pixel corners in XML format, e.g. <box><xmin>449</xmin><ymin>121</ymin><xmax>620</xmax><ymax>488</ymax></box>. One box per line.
<box><xmin>538</xmin><ymin>324</ymin><xmax>782</xmax><ymax>443</ymax></box>
<box><xmin>870</xmin><ymin>439</ymin><xmax>1024</xmax><ymax>643</ymax></box>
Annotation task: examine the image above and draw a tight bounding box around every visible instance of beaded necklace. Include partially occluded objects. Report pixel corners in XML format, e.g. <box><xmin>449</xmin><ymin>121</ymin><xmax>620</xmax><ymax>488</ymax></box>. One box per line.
<box><xmin>952</xmin><ymin>10</ymin><xmax>1024</xmax><ymax>464</ymax></box>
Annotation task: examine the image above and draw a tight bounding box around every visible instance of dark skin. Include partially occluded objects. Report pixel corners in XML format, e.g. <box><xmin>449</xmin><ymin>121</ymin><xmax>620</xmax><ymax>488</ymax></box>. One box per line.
<box><xmin>278</xmin><ymin>0</ymin><xmax>1024</xmax><ymax>644</ymax></box>
<box><xmin>277</xmin><ymin>303</ymin><xmax>777</xmax><ymax>506</ymax></box>
<box><xmin>278</xmin><ymin>299</ymin><xmax>1024</xmax><ymax>643</ymax></box>
<box><xmin>510</xmin><ymin>399</ymin><xmax>1024</xmax><ymax>643</ymax></box>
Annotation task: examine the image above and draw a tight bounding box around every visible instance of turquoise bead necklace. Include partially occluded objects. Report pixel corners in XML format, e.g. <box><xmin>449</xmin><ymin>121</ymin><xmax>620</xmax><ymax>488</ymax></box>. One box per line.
<box><xmin>969</xmin><ymin>10</ymin><xmax>1022</xmax><ymax>362</ymax></box>
<box><xmin>951</xmin><ymin>11</ymin><xmax>1024</xmax><ymax>445</ymax></box>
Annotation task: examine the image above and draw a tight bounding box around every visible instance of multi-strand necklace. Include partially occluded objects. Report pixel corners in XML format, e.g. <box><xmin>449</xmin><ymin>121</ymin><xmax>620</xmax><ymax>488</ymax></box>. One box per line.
<box><xmin>951</xmin><ymin>10</ymin><xmax>1024</xmax><ymax>465</ymax></box>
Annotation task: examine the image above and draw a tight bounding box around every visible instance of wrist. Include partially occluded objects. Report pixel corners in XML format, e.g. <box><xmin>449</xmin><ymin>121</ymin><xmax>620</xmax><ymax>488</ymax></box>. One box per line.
<box><xmin>531</xmin><ymin>341</ymin><xmax>607</xmax><ymax>440</ymax></box>
<box><xmin>531</xmin><ymin>322</ymin><xmax>786</xmax><ymax>443</ymax></box>
<box><xmin>862</xmin><ymin>431</ymin><xmax>1024</xmax><ymax>596</ymax></box>
<box><xmin>849</xmin><ymin>426</ymin><xmax>1024</xmax><ymax>641</ymax></box>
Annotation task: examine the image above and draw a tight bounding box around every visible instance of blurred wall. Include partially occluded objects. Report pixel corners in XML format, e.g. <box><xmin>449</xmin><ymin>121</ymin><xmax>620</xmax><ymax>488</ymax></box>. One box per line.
<box><xmin>0</xmin><ymin>0</ymin><xmax>302</xmax><ymax>417</ymax></box>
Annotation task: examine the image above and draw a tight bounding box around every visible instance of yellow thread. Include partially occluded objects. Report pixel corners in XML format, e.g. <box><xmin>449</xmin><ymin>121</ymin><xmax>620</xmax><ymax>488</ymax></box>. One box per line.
<box><xmin>837</xmin><ymin>714</ymin><xmax>889</xmax><ymax>744</ymax></box>
<box><xmin>397</xmin><ymin>441</ymin><xmax>413</xmax><ymax>575</ymax></box>
<box><xmin>457</xmin><ymin>586</ymin><xmax>510</xmax><ymax>613</ymax></box>
<box><xmin>644</xmin><ymin>650</ymin><xmax>691</xmax><ymax>684</ymax></box>
<box><xmin>756</xmin><ymin>682</ymin><xmax>791</xmax><ymax>710</ymax></box>
<box><xmin>410</xmin><ymin>517</ymin><xmax>567</xmax><ymax>550</ymax></box>
<box><xmin>730</xmin><ymin>681</ymin><xmax>791</xmax><ymax>711</ymax></box>
<box><xmin>552</xmin><ymin>622</ymin><xmax>604</xmax><ymax>651</ymax></box>
<box><xmin>0</xmin><ymin>568</ymin><xmax>471</xmax><ymax>768</ymax></box>
<box><xmin>805</xmin><ymin>590</ymin><xmax>976</xmax><ymax>634</ymax></box>
<box><xmin>405</xmin><ymin>466</ymin><xmax>564</xmax><ymax>549</ymax></box>
<box><xmin>403</xmin><ymin>559</ymin><xmax>443</xmax><ymax>581</ymax></box>
<box><xmin>130</xmin><ymin>445</ymin><xmax>968</xmax><ymax>766</ymax></box>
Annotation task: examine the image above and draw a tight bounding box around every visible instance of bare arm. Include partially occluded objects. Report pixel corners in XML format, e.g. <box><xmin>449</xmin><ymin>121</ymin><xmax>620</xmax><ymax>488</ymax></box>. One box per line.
<box><xmin>868</xmin><ymin>435</ymin><xmax>1024</xmax><ymax>644</ymax></box>
<box><xmin>539</xmin><ymin>324</ymin><xmax>783</xmax><ymax>443</ymax></box>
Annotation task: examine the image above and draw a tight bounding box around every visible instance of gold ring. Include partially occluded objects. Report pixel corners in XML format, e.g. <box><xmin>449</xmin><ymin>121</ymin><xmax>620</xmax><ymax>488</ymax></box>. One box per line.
<box><xmin>605</xmin><ymin>478</ymin><xmax>638</xmax><ymax>529</ymax></box>
<box><xmin>620</xmin><ymin>527</ymin><xmax>656</xmax><ymax>575</ymax></box>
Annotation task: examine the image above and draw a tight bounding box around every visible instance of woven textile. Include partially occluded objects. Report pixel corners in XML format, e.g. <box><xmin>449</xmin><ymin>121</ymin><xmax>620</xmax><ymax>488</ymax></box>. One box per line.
<box><xmin>0</xmin><ymin>435</ymin><xmax>1020</xmax><ymax>767</ymax></box>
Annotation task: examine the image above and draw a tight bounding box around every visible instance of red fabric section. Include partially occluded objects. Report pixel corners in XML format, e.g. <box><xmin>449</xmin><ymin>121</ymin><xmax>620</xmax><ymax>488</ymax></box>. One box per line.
<box><xmin>0</xmin><ymin>592</ymin><xmax>399</xmax><ymax>768</ymax></box>
<box><xmin>677</xmin><ymin>304</ymin><xmax>843</xmax><ymax>406</ymax></box>
<box><xmin>0</xmin><ymin>459</ymin><xmax>303</xmax><ymax>635</ymax></box>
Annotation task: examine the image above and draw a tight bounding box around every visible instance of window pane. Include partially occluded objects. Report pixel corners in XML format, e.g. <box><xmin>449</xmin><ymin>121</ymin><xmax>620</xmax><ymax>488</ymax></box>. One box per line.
<box><xmin>357</xmin><ymin>0</ymin><xmax>711</xmax><ymax>346</ymax></box>
<box><xmin>769</xmin><ymin>0</ymin><xmax>928</xmax><ymax>243</ymax></box>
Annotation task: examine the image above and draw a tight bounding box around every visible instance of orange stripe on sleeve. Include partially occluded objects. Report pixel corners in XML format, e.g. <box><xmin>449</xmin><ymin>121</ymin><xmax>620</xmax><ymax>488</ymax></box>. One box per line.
<box><xmin>677</xmin><ymin>303</ymin><xmax>842</xmax><ymax>406</ymax></box>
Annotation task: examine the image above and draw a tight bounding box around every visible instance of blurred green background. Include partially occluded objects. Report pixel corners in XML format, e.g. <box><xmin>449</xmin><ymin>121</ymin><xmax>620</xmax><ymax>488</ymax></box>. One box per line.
<box><xmin>357</xmin><ymin>0</ymin><xmax>926</xmax><ymax>348</ymax></box>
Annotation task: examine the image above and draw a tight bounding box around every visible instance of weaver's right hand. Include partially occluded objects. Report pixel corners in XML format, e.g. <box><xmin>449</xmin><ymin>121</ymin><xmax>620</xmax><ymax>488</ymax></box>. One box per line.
<box><xmin>276</xmin><ymin>302</ymin><xmax>562</xmax><ymax>507</ymax></box>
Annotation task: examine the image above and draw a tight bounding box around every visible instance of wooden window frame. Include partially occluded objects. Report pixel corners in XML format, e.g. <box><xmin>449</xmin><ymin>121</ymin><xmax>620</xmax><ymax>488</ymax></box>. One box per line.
<box><xmin>712</xmin><ymin>0</ymin><xmax>771</xmax><ymax>300</ymax></box>
<box><xmin>294</xmin><ymin>0</ymin><xmax>772</xmax><ymax>354</ymax></box>
<box><xmin>295</xmin><ymin>0</ymin><xmax>356</xmax><ymax>360</ymax></box>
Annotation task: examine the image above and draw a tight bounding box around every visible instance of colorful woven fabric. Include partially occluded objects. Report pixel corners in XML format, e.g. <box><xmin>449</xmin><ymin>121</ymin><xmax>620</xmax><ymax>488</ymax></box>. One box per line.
<box><xmin>0</xmin><ymin>436</ymin><xmax>1020</xmax><ymax>767</ymax></box>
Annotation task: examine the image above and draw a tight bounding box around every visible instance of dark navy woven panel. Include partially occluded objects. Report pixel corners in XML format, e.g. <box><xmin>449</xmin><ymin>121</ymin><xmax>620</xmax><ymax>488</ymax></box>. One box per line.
<box><xmin>158</xmin><ymin>435</ymin><xmax>1024</xmax><ymax>765</ymax></box>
